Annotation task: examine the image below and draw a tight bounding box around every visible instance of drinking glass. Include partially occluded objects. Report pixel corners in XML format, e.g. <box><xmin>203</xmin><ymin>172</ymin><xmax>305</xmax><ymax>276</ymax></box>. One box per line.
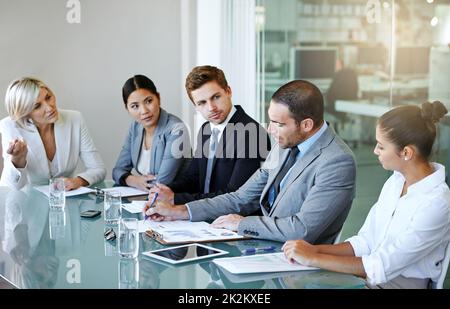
<box><xmin>118</xmin><ymin>218</ymin><xmax>139</xmax><ymax>259</ymax></box>
<box><xmin>104</xmin><ymin>191</ymin><xmax>121</xmax><ymax>224</ymax></box>
<box><xmin>49</xmin><ymin>178</ymin><xmax>65</xmax><ymax>209</ymax></box>
<box><xmin>49</xmin><ymin>207</ymin><xmax>66</xmax><ymax>239</ymax></box>
<box><xmin>118</xmin><ymin>257</ymin><xmax>139</xmax><ymax>289</ymax></box>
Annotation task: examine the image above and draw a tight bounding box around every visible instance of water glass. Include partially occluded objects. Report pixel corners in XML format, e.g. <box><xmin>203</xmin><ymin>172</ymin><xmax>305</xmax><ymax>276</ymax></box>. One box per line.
<box><xmin>49</xmin><ymin>178</ymin><xmax>65</xmax><ymax>209</ymax></box>
<box><xmin>49</xmin><ymin>208</ymin><xmax>66</xmax><ymax>240</ymax></box>
<box><xmin>104</xmin><ymin>191</ymin><xmax>121</xmax><ymax>224</ymax></box>
<box><xmin>118</xmin><ymin>218</ymin><xmax>139</xmax><ymax>259</ymax></box>
<box><xmin>118</xmin><ymin>258</ymin><xmax>139</xmax><ymax>289</ymax></box>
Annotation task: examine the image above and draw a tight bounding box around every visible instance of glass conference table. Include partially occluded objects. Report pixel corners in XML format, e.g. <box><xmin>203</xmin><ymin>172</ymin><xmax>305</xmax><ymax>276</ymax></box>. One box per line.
<box><xmin>0</xmin><ymin>183</ymin><xmax>365</xmax><ymax>289</ymax></box>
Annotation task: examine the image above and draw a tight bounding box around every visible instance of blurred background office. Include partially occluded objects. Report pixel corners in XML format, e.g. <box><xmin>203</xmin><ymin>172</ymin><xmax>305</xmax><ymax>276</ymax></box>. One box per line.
<box><xmin>257</xmin><ymin>0</ymin><xmax>449</xmax><ymax>146</ymax></box>
<box><xmin>1</xmin><ymin>0</ymin><xmax>449</xmax><ymax>288</ymax></box>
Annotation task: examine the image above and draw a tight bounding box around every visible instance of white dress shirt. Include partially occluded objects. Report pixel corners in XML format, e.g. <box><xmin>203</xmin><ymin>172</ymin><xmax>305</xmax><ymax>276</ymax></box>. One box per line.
<box><xmin>346</xmin><ymin>163</ymin><xmax>450</xmax><ymax>286</ymax></box>
<box><xmin>209</xmin><ymin>105</ymin><xmax>237</xmax><ymax>144</ymax></box>
<box><xmin>186</xmin><ymin>105</ymin><xmax>236</xmax><ymax>219</ymax></box>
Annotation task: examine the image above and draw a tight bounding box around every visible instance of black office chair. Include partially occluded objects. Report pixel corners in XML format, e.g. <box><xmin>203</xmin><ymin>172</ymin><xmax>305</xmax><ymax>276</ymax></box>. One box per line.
<box><xmin>326</xmin><ymin>68</ymin><xmax>359</xmax><ymax>125</ymax></box>
<box><xmin>325</xmin><ymin>68</ymin><xmax>359</xmax><ymax>148</ymax></box>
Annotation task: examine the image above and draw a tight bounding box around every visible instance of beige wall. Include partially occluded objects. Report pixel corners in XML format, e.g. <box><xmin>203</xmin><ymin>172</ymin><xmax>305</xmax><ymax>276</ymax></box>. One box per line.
<box><xmin>0</xmin><ymin>0</ymin><xmax>185</xmax><ymax>178</ymax></box>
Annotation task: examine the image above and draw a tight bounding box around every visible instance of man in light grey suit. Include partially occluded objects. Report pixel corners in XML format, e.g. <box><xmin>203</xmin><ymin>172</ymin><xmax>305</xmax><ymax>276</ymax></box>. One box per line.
<box><xmin>146</xmin><ymin>80</ymin><xmax>356</xmax><ymax>243</ymax></box>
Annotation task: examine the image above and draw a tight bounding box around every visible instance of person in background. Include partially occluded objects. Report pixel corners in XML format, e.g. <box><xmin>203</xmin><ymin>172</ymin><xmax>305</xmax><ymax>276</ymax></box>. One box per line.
<box><xmin>150</xmin><ymin>65</ymin><xmax>270</xmax><ymax>204</ymax></box>
<box><xmin>283</xmin><ymin>101</ymin><xmax>450</xmax><ymax>289</ymax></box>
<box><xmin>112</xmin><ymin>75</ymin><xmax>191</xmax><ymax>192</ymax></box>
<box><xmin>0</xmin><ymin>77</ymin><xmax>106</xmax><ymax>190</ymax></box>
<box><xmin>325</xmin><ymin>60</ymin><xmax>358</xmax><ymax>124</ymax></box>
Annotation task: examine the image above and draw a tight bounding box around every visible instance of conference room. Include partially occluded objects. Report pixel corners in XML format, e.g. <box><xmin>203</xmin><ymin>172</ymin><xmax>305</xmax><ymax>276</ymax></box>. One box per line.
<box><xmin>0</xmin><ymin>0</ymin><xmax>449</xmax><ymax>295</ymax></box>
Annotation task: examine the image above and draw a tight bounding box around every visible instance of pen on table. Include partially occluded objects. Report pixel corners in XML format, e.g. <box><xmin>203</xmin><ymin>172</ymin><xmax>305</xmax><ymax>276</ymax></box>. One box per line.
<box><xmin>241</xmin><ymin>245</ymin><xmax>276</xmax><ymax>255</ymax></box>
<box><xmin>144</xmin><ymin>192</ymin><xmax>158</xmax><ymax>220</ymax></box>
<box><xmin>94</xmin><ymin>187</ymin><xmax>105</xmax><ymax>195</ymax></box>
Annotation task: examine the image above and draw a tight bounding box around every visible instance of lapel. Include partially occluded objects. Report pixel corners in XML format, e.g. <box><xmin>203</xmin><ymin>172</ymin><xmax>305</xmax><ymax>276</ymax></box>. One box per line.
<box><xmin>260</xmin><ymin>146</ymin><xmax>289</xmax><ymax>201</ymax></box>
<box><xmin>149</xmin><ymin>108</ymin><xmax>168</xmax><ymax>174</ymax></box>
<box><xmin>54</xmin><ymin>112</ymin><xmax>69</xmax><ymax>175</ymax></box>
<box><xmin>267</xmin><ymin>126</ymin><xmax>336</xmax><ymax>215</ymax></box>
<box><xmin>200</xmin><ymin>122</ymin><xmax>212</xmax><ymax>173</ymax></box>
<box><xmin>269</xmin><ymin>148</ymin><xmax>321</xmax><ymax>215</ymax></box>
<box><xmin>21</xmin><ymin>125</ymin><xmax>50</xmax><ymax>177</ymax></box>
<box><xmin>23</xmin><ymin>112</ymin><xmax>72</xmax><ymax>177</ymax></box>
<box><xmin>132</xmin><ymin>123</ymin><xmax>144</xmax><ymax>172</ymax></box>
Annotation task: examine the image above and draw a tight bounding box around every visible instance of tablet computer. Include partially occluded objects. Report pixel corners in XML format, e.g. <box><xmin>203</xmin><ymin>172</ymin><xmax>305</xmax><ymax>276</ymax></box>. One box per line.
<box><xmin>142</xmin><ymin>243</ymin><xmax>228</xmax><ymax>265</ymax></box>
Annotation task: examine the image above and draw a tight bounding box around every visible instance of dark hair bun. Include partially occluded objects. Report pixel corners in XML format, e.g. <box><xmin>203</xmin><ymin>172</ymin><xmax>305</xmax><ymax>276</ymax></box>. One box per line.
<box><xmin>421</xmin><ymin>101</ymin><xmax>448</xmax><ymax>124</ymax></box>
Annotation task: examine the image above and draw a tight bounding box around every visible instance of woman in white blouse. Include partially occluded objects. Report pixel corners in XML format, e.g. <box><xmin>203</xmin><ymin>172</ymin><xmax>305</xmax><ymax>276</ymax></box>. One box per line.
<box><xmin>283</xmin><ymin>101</ymin><xmax>450</xmax><ymax>289</ymax></box>
<box><xmin>0</xmin><ymin>77</ymin><xmax>106</xmax><ymax>190</ymax></box>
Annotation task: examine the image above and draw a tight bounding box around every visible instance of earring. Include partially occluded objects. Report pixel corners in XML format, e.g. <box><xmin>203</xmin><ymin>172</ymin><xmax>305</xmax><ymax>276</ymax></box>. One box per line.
<box><xmin>404</xmin><ymin>157</ymin><xmax>408</xmax><ymax>161</ymax></box>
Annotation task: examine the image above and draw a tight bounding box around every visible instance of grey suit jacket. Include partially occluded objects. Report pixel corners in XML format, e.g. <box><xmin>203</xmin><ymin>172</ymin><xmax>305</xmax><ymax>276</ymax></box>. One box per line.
<box><xmin>112</xmin><ymin>108</ymin><xmax>191</xmax><ymax>185</ymax></box>
<box><xmin>188</xmin><ymin>125</ymin><xmax>356</xmax><ymax>243</ymax></box>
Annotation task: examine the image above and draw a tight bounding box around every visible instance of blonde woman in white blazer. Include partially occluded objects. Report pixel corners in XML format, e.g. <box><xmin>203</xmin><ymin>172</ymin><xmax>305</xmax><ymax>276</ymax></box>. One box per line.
<box><xmin>0</xmin><ymin>77</ymin><xmax>106</xmax><ymax>190</ymax></box>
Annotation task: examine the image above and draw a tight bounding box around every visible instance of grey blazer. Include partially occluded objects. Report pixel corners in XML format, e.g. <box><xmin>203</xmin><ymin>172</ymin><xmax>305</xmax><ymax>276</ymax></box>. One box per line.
<box><xmin>187</xmin><ymin>125</ymin><xmax>356</xmax><ymax>243</ymax></box>
<box><xmin>112</xmin><ymin>108</ymin><xmax>191</xmax><ymax>185</ymax></box>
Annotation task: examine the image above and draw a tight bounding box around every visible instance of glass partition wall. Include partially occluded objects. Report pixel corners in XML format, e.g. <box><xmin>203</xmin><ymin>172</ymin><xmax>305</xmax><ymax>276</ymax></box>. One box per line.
<box><xmin>256</xmin><ymin>0</ymin><xmax>450</xmax><ymax>255</ymax></box>
<box><xmin>257</xmin><ymin>0</ymin><xmax>398</xmax><ymax>143</ymax></box>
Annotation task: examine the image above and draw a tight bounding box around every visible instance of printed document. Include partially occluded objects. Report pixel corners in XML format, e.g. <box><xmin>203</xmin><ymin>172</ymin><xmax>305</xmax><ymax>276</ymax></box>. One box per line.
<box><xmin>213</xmin><ymin>252</ymin><xmax>318</xmax><ymax>274</ymax></box>
<box><xmin>34</xmin><ymin>185</ymin><xmax>94</xmax><ymax>197</ymax></box>
<box><xmin>122</xmin><ymin>201</ymin><xmax>146</xmax><ymax>214</ymax></box>
<box><xmin>132</xmin><ymin>220</ymin><xmax>245</xmax><ymax>243</ymax></box>
<box><xmin>102</xmin><ymin>186</ymin><xmax>147</xmax><ymax>197</ymax></box>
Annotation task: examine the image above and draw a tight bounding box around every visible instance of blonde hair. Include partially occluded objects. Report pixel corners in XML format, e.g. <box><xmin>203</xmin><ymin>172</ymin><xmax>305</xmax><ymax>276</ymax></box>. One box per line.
<box><xmin>4</xmin><ymin>77</ymin><xmax>53</xmax><ymax>128</ymax></box>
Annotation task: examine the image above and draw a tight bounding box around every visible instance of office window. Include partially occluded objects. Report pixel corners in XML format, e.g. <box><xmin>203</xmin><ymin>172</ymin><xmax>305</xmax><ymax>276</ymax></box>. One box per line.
<box><xmin>256</xmin><ymin>0</ymin><xmax>393</xmax><ymax>141</ymax></box>
<box><xmin>256</xmin><ymin>0</ymin><xmax>450</xmax><ymax>248</ymax></box>
<box><xmin>393</xmin><ymin>1</ymin><xmax>450</xmax><ymax>187</ymax></box>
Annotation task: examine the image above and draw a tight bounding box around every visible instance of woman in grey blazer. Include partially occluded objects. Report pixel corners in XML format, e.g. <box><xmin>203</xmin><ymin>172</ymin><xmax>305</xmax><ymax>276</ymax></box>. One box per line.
<box><xmin>113</xmin><ymin>75</ymin><xmax>190</xmax><ymax>192</ymax></box>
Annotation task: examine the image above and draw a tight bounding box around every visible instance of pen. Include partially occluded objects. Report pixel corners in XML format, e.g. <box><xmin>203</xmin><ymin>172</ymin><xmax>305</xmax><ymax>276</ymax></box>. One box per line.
<box><xmin>94</xmin><ymin>187</ymin><xmax>105</xmax><ymax>195</ymax></box>
<box><xmin>241</xmin><ymin>245</ymin><xmax>276</xmax><ymax>255</ymax></box>
<box><xmin>144</xmin><ymin>192</ymin><xmax>158</xmax><ymax>220</ymax></box>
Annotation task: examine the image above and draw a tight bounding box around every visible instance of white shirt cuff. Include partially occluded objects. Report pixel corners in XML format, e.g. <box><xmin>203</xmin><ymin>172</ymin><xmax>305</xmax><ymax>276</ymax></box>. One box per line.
<box><xmin>346</xmin><ymin>235</ymin><xmax>370</xmax><ymax>257</ymax></box>
<box><xmin>7</xmin><ymin>158</ymin><xmax>26</xmax><ymax>184</ymax></box>
<box><xmin>362</xmin><ymin>253</ymin><xmax>387</xmax><ymax>286</ymax></box>
<box><xmin>185</xmin><ymin>203</ymin><xmax>193</xmax><ymax>221</ymax></box>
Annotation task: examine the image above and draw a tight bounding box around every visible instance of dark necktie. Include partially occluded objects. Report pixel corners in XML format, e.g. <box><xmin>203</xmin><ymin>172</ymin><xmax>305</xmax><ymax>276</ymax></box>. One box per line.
<box><xmin>273</xmin><ymin>147</ymin><xmax>300</xmax><ymax>197</ymax></box>
<box><xmin>204</xmin><ymin>128</ymin><xmax>220</xmax><ymax>194</ymax></box>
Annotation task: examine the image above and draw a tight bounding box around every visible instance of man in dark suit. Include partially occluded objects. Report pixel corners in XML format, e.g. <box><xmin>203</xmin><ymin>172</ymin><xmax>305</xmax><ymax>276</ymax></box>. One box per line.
<box><xmin>150</xmin><ymin>65</ymin><xmax>270</xmax><ymax>204</ymax></box>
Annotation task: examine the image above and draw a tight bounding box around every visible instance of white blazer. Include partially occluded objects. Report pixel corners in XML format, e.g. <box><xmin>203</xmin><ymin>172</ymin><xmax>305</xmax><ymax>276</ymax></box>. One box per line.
<box><xmin>0</xmin><ymin>109</ymin><xmax>106</xmax><ymax>189</ymax></box>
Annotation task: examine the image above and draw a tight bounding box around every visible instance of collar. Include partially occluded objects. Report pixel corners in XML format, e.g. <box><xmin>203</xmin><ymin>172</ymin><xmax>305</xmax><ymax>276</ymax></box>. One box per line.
<box><xmin>393</xmin><ymin>163</ymin><xmax>447</xmax><ymax>195</ymax></box>
<box><xmin>154</xmin><ymin>108</ymin><xmax>168</xmax><ymax>136</ymax></box>
<box><xmin>210</xmin><ymin>105</ymin><xmax>237</xmax><ymax>136</ymax></box>
<box><xmin>296</xmin><ymin>121</ymin><xmax>328</xmax><ymax>156</ymax></box>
